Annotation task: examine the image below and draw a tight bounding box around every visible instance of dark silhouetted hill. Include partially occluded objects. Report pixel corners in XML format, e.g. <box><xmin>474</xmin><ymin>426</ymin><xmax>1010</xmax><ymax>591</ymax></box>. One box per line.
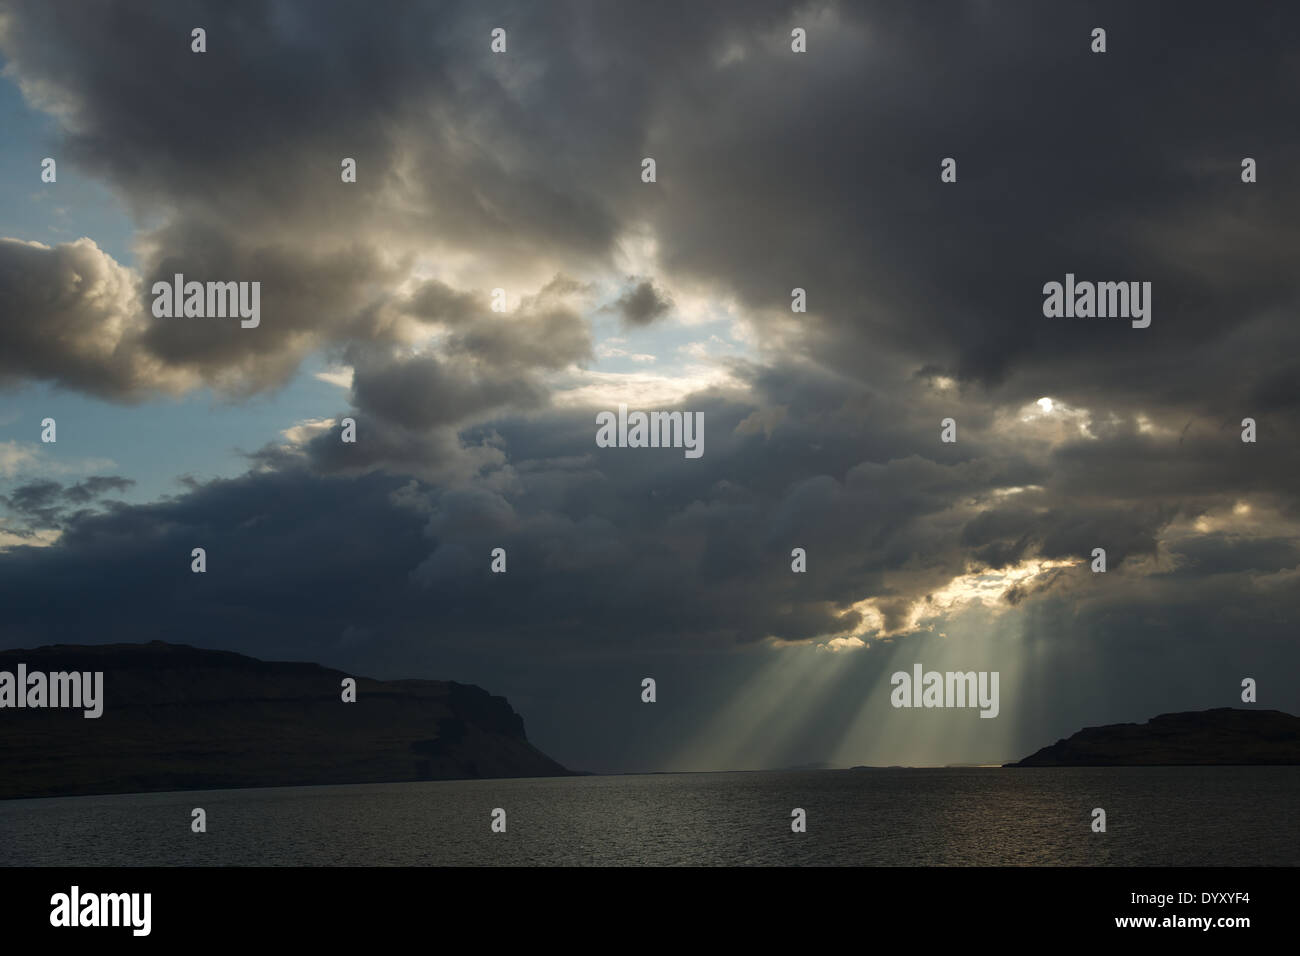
<box><xmin>0</xmin><ymin>641</ymin><xmax>571</xmax><ymax>799</ymax></box>
<box><xmin>1006</xmin><ymin>708</ymin><xmax>1300</xmax><ymax>767</ymax></box>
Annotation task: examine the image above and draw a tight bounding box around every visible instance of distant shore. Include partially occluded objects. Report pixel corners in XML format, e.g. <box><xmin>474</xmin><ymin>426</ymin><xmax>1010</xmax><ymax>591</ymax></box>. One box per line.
<box><xmin>1004</xmin><ymin>708</ymin><xmax>1300</xmax><ymax>767</ymax></box>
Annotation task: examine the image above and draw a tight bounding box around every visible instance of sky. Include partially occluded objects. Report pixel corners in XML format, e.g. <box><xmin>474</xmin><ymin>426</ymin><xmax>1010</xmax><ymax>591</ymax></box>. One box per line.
<box><xmin>0</xmin><ymin>0</ymin><xmax>1297</xmax><ymax>773</ymax></box>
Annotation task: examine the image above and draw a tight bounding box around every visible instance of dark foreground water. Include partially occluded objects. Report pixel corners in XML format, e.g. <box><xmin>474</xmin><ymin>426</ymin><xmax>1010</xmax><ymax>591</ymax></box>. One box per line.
<box><xmin>1</xmin><ymin>767</ymin><xmax>1295</xmax><ymax>866</ymax></box>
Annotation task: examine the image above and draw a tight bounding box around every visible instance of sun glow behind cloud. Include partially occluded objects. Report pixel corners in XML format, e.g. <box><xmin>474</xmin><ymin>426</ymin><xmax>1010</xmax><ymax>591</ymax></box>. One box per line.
<box><xmin>810</xmin><ymin>556</ymin><xmax>1081</xmax><ymax>650</ymax></box>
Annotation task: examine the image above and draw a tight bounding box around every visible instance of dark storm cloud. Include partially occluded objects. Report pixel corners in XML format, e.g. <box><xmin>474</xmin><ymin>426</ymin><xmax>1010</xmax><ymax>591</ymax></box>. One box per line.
<box><xmin>349</xmin><ymin>354</ymin><xmax>546</xmax><ymax>431</ymax></box>
<box><xmin>318</xmin><ymin>275</ymin><xmax>593</xmax><ymax>438</ymax></box>
<box><xmin>0</xmin><ymin>0</ymin><xmax>634</xmax><ymax>395</ymax></box>
<box><xmin>248</xmin><ymin>414</ymin><xmax>507</xmax><ymax>484</ymax></box>
<box><xmin>612</xmin><ymin>279</ymin><xmax>673</xmax><ymax>326</ymax></box>
<box><xmin>3</xmin><ymin>382</ymin><xmax>1298</xmax><ymax>768</ymax></box>
<box><xmin>242</xmin><ymin>355</ymin><xmax>1266</xmax><ymax>645</ymax></box>
<box><xmin>4</xmin><ymin>0</ymin><xmax>1296</xmax><ymax>418</ymax></box>
<box><xmin>440</xmin><ymin>276</ymin><xmax>594</xmax><ymax>372</ymax></box>
<box><xmin>1</xmin><ymin>475</ymin><xmax>135</xmax><ymax>526</ymax></box>
<box><xmin>0</xmin><ymin>390</ymin><xmax>1036</xmax><ymax>655</ymax></box>
<box><xmin>537</xmin><ymin>5</ymin><xmax>1300</xmax><ymax>428</ymax></box>
<box><xmin>0</xmin><ymin>479</ymin><xmax>62</xmax><ymax>524</ymax></box>
<box><xmin>399</xmin><ymin>280</ymin><xmax>483</xmax><ymax>326</ymax></box>
<box><xmin>137</xmin><ymin>228</ymin><xmax>409</xmax><ymax>391</ymax></box>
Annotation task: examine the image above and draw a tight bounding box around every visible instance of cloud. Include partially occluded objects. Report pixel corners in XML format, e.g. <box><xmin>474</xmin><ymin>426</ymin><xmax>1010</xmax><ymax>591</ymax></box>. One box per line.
<box><xmin>0</xmin><ymin>238</ymin><xmax>196</xmax><ymax>399</ymax></box>
<box><xmin>6</xmin><ymin>0</ymin><xmax>1296</xmax><ymax>428</ymax></box>
<box><xmin>1</xmin><ymin>0</ymin><xmax>1298</xmax><ymax>769</ymax></box>
<box><xmin>0</xmin><ymin>474</ymin><xmax>135</xmax><ymax>530</ymax></box>
<box><xmin>0</xmin><ymin>441</ymin><xmax>39</xmax><ymax>478</ymax></box>
<box><xmin>2</xmin><ymin>379</ymin><xmax>1298</xmax><ymax>767</ymax></box>
<box><xmin>612</xmin><ymin>279</ymin><xmax>673</xmax><ymax>326</ymax></box>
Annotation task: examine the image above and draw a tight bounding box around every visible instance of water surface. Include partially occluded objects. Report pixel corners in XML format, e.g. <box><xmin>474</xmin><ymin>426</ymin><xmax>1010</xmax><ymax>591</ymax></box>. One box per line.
<box><xmin>1</xmin><ymin>766</ymin><xmax>1294</xmax><ymax>866</ymax></box>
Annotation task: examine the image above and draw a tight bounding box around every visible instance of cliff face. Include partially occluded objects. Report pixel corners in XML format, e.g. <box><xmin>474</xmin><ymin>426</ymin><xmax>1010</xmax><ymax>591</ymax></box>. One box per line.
<box><xmin>1007</xmin><ymin>708</ymin><xmax>1300</xmax><ymax>767</ymax></box>
<box><xmin>0</xmin><ymin>641</ymin><xmax>571</xmax><ymax>799</ymax></box>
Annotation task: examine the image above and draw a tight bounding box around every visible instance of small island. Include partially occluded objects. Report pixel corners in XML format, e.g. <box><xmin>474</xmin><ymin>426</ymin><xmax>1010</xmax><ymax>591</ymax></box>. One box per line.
<box><xmin>1006</xmin><ymin>708</ymin><xmax>1300</xmax><ymax>767</ymax></box>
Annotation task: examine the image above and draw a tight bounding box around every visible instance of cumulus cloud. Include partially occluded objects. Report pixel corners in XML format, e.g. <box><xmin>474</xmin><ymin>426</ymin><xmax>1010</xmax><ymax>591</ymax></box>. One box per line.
<box><xmin>0</xmin><ymin>238</ymin><xmax>196</xmax><ymax>399</ymax></box>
